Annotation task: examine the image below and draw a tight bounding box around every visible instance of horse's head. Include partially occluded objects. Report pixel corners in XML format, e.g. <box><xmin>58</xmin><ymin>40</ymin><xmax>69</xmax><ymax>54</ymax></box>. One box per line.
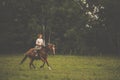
<box><xmin>47</xmin><ymin>43</ymin><xmax>56</xmax><ymax>55</ymax></box>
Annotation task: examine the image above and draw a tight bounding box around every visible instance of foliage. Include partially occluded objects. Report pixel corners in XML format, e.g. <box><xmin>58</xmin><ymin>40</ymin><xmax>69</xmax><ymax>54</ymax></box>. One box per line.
<box><xmin>0</xmin><ymin>0</ymin><xmax>120</xmax><ymax>55</ymax></box>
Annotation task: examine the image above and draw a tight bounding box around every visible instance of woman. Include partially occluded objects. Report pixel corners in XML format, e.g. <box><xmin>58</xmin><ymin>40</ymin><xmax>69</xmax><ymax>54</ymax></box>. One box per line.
<box><xmin>34</xmin><ymin>33</ymin><xmax>44</xmax><ymax>56</ymax></box>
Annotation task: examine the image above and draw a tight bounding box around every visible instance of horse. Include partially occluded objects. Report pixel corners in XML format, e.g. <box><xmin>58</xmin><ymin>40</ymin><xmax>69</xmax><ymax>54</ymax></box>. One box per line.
<box><xmin>19</xmin><ymin>43</ymin><xmax>55</xmax><ymax>70</ymax></box>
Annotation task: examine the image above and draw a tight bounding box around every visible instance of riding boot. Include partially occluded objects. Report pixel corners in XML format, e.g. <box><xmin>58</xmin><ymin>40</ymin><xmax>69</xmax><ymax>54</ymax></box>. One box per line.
<box><xmin>35</xmin><ymin>54</ymin><xmax>37</xmax><ymax>57</ymax></box>
<box><xmin>36</xmin><ymin>53</ymin><xmax>38</xmax><ymax>57</ymax></box>
<box><xmin>33</xmin><ymin>50</ymin><xmax>38</xmax><ymax>56</ymax></box>
<box><xmin>35</xmin><ymin>52</ymin><xmax>38</xmax><ymax>57</ymax></box>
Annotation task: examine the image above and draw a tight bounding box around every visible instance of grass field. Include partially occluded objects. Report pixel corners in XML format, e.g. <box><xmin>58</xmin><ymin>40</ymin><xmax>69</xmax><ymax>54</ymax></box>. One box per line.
<box><xmin>0</xmin><ymin>54</ymin><xmax>120</xmax><ymax>80</ymax></box>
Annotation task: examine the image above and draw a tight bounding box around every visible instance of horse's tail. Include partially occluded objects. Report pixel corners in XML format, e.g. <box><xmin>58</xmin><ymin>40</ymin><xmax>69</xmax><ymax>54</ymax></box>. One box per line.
<box><xmin>19</xmin><ymin>55</ymin><xmax>27</xmax><ymax>65</ymax></box>
<box><xmin>19</xmin><ymin>48</ymin><xmax>34</xmax><ymax>65</ymax></box>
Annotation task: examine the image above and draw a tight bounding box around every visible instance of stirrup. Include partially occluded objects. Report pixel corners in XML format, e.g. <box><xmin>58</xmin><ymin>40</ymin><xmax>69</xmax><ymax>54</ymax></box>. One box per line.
<box><xmin>35</xmin><ymin>54</ymin><xmax>38</xmax><ymax>56</ymax></box>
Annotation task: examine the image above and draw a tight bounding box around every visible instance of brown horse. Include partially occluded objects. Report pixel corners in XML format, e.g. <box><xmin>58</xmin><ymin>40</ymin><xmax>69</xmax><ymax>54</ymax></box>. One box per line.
<box><xmin>19</xmin><ymin>43</ymin><xmax>55</xmax><ymax>70</ymax></box>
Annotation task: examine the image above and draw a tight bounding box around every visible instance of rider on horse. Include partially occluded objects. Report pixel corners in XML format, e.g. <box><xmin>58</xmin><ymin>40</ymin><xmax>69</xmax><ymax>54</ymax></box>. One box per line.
<box><xmin>34</xmin><ymin>33</ymin><xmax>44</xmax><ymax>56</ymax></box>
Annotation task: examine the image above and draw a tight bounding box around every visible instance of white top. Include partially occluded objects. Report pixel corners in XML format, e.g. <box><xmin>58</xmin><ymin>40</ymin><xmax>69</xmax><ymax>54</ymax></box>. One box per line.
<box><xmin>36</xmin><ymin>38</ymin><xmax>44</xmax><ymax>46</ymax></box>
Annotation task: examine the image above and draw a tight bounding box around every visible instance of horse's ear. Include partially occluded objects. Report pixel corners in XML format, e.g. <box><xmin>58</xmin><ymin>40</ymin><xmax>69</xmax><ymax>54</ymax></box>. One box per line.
<box><xmin>47</xmin><ymin>43</ymin><xmax>51</xmax><ymax>45</ymax></box>
<box><xmin>53</xmin><ymin>44</ymin><xmax>55</xmax><ymax>47</ymax></box>
<box><xmin>46</xmin><ymin>43</ymin><xmax>49</xmax><ymax>46</ymax></box>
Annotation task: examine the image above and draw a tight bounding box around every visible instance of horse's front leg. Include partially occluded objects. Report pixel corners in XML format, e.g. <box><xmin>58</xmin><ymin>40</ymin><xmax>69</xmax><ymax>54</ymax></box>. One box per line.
<box><xmin>32</xmin><ymin>63</ymin><xmax>36</xmax><ymax>69</ymax></box>
<box><xmin>40</xmin><ymin>57</ymin><xmax>45</xmax><ymax>68</ymax></box>
<box><xmin>45</xmin><ymin>59</ymin><xmax>52</xmax><ymax>70</ymax></box>
<box><xmin>40</xmin><ymin>56</ymin><xmax>52</xmax><ymax>70</ymax></box>
<box><xmin>40</xmin><ymin>62</ymin><xmax>45</xmax><ymax>68</ymax></box>
<box><xmin>29</xmin><ymin>59</ymin><xmax>36</xmax><ymax>69</ymax></box>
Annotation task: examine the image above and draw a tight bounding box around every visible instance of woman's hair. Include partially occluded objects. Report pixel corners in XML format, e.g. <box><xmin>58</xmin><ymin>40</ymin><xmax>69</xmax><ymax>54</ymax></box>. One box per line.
<box><xmin>37</xmin><ymin>33</ymin><xmax>42</xmax><ymax>38</ymax></box>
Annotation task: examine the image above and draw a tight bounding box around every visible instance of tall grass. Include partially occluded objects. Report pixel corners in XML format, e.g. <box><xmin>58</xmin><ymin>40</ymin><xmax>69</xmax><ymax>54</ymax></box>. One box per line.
<box><xmin>0</xmin><ymin>54</ymin><xmax>120</xmax><ymax>80</ymax></box>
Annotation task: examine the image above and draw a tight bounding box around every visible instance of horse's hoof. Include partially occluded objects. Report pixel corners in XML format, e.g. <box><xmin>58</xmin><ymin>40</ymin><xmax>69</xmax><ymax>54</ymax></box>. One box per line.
<box><xmin>48</xmin><ymin>67</ymin><xmax>52</xmax><ymax>70</ymax></box>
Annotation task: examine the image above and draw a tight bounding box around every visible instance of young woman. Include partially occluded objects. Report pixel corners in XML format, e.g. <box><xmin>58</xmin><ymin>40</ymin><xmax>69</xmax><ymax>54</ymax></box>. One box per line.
<box><xmin>34</xmin><ymin>33</ymin><xmax>44</xmax><ymax>56</ymax></box>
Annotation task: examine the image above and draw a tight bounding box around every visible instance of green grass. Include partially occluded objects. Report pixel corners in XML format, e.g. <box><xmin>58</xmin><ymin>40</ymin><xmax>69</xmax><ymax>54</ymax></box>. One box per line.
<box><xmin>0</xmin><ymin>54</ymin><xmax>120</xmax><ymax>80</ymax></box>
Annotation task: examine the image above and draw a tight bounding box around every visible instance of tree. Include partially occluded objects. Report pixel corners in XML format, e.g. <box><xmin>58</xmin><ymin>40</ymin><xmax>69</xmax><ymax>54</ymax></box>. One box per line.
<box><xmin>0</xmin><ymin>0</ymin><xmax>120</xmax><ymax>55</ymax></box>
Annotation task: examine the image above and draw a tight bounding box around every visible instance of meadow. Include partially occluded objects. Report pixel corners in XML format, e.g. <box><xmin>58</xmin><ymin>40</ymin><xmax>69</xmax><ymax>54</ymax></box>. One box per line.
<box><xmin>0</xmin><ymin>54</ymin><xmax>120</xmax><ymax>80</ymax></box>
